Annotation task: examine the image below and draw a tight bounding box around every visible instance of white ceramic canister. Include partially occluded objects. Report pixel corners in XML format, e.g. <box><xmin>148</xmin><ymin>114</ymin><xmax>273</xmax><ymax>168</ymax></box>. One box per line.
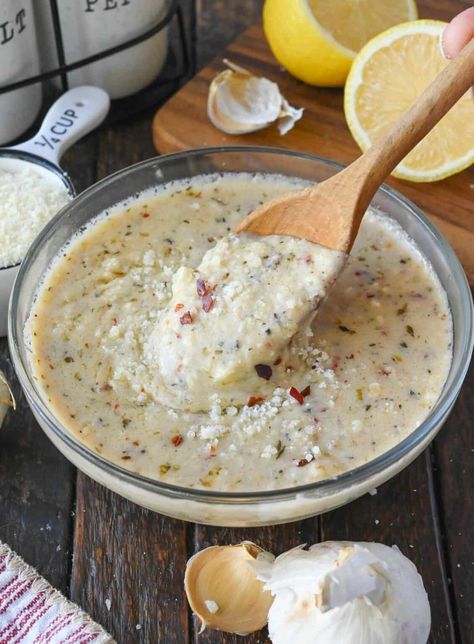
<box><xmin>0</xmin><ymin>0</ymin><xmax>42</xmax><ymax>145</ymax></box>
<box><xmin>35</xmin><ymin>0</ymin><xmax>168</xmax><ymax>100</ymax></box>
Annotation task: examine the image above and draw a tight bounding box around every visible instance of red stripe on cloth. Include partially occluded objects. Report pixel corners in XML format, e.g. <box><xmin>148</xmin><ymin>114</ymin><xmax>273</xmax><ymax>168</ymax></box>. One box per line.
<box><xmin>10</xmin><ymin>599</ymin><xmax>50</xmax><ymax>644</ymax></box>
<box><xmin>63</xmin><ymin>622</ymin><xmax>102</xmax><ymax>644</ymax></box>
<box><xmin>75</xmin><ymin>633</ymin><xmax>100</xmax><ymax>644</ymax></box>
<box><xmin>34</xmin><ymin>610</ymin><xmax>64</xmax><ymax>643</ymax></box>
<box><xmin>0</xmin><ymin>578</ymin><xmax>24</xmax><ymax>606</ymax></box>
<box><xmin>61</xmin><ymin>624</ymin><xmax>97</xmax><ymax>644</ymax></box>
<box><xmin>61</xmin><ymin>623</ymin><xmax>88</xmax><ymax>644</ymax></box>
<box><xmin>0</xmin><ymin>590</ymin><xmax>47</xmax><ymax>640</ymax></box>
<box><xmin>0</xmin><ymin>579</ymin><xmax>33</xmax><ymax>615</ymax></box>
<box><xmin>35</xmin><ymin>611</ymin><xmax>76</xmax><ymax>642</ymax></box>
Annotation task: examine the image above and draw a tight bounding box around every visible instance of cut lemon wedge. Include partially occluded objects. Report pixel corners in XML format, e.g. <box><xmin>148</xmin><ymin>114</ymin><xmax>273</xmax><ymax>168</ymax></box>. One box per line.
<box><xmin>344</xmin><ymin>20</ymin><xmax>474</xmax><ymax>182</ymax></box>
<box><xmin>263</xmin><ymin>0</ymin><xmax>417</xmax><ymax>86</ymax></box>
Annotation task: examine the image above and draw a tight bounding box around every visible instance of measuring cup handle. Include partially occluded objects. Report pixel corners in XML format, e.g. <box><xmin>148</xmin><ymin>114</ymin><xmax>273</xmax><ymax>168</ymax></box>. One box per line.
<box><xmin>13</xmin><ymin>87</ymin><xmax>110</xmax><ymax>166</ymax></box>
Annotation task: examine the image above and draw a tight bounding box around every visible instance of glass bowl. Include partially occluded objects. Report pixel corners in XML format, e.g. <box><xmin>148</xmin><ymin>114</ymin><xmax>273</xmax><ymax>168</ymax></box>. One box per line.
<box><xmin>9</xmin><ymin>147</ymin><xmax>474</xmax><ymax>527</ymax></box>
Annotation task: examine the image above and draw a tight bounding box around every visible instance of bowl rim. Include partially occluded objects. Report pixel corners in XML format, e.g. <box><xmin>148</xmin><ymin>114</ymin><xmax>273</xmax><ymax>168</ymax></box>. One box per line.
<box><xmin>8</xmin><ymin>145</ymin><xmax>474</xmax><ymax>503</ymax></box>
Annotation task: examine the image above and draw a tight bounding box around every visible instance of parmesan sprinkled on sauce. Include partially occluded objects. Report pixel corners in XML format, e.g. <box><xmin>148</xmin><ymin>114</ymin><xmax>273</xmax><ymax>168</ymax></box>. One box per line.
<box><xmin>27</xmin><ymin>173</ymin><xmax>452</xmax><ymax>492</ymax></box>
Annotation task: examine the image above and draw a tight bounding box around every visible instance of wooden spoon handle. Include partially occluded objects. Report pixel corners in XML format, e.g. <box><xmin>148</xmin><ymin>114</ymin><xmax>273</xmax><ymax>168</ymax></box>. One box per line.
<box><xmin>359</xmin><ymin>36</ymin><xmax>474</xmax><ymax>185</ymax></box>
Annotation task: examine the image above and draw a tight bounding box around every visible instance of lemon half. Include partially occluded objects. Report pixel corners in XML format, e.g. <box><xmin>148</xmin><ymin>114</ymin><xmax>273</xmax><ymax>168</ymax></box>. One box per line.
<box><xmin>263</xmin><ymin>0</ymin><xmax>417</xmax><ymax>87</ymax></box>
<box><xmin>344</xmin><ymin>20</ymin><xmax>474</xmax><ymax>182</ymax></box>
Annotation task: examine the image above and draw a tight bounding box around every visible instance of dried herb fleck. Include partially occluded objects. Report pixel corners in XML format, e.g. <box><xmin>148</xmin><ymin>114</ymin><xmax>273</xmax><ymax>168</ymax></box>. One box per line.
<box><xmin>339</xmin><ymin>325</ymin><xmax>356</xmax><ymax>335</ymax></box>
<box><xmin>275</xmin><ymin>440</ymin><xmax>286</xmax><ymax>459</ymax></box>
<box><xmin>255</xmin><ymin>364</ymin><xmax>272</xmax><ymax>380</ymax></box>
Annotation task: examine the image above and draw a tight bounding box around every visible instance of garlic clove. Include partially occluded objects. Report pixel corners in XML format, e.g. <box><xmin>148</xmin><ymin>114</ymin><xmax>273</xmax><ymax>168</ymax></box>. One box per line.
<box><xmin>184</xmin><ymin>541</ymin><xmax>274</xmax><ymax>635</ymax></box>
<box><xmin>0</xmin><ymin>370</ymin><xmax>14</xmax><ymax>428</ymax></box>
<box><xmin>208</xmin><ymin>61</ymin><xmax>303</xmax><ymax>135</ymax></box>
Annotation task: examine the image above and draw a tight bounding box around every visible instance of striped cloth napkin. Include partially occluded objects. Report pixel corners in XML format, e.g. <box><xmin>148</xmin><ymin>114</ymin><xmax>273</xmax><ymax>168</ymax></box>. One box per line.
<box><xmin>0</xmin><ymin>541</ymin><xmax>113</xmax><ymax>643</ymax></box>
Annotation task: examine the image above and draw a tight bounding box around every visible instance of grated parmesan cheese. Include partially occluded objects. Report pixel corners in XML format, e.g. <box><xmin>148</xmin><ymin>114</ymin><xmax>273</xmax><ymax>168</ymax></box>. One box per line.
<box><xmin>0</xmin><ymin>166</ymin><xmax>70</xmax><ymax>268</ymax></box>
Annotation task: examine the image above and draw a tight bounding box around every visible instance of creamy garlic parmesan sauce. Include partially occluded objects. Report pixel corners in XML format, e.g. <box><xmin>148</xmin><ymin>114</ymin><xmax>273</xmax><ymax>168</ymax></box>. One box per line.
<box><xmin>148</xmin><ymin>234</ymin><xmax>344</xmax><ymax>411</ymax></box>
<box><xmin>27</xmin><ymin>173</ymin><xmax>452</xmax><ymax>491</ymax></box>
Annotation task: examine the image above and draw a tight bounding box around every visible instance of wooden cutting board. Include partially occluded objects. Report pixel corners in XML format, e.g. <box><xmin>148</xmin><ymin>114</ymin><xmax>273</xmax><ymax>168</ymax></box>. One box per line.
<box><xmin>153</xmin><ymin>2</ymin><xmax>474</xmax><ymax>285</ymax></box>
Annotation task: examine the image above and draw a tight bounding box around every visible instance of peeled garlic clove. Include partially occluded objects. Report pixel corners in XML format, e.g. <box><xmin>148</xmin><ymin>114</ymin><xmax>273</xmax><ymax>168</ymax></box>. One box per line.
<box><xmin>208</xmin><ymin>61</ymin><xmax>303</xmax><ymax>135</ymax></box>
<box><xmin>184</xmin><ymin>541</ymin><xmax>274</xmax><ymax>635</ymax></box>
<box><xmin>0</xmin><ymin>370</ymin><xmax>14</xmax><ymax>428</ymax></box>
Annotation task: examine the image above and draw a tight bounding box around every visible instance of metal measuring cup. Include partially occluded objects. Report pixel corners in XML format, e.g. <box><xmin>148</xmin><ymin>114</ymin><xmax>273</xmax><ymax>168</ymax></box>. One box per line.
<box><xmin>0</xmin><ymin>86</ymin><xmax>110</xmax><ymax>336</ymax></box>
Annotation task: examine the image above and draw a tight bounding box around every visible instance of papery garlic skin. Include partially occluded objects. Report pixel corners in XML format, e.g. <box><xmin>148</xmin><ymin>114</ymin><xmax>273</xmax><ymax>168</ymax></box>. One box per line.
<box><xmin>208</xmin><ymin>61</ymin><xmax>303</xmax><ymax>135</ymax></box>
<box><xmin>253</xmin><ymin>541</ymin><xmax>430</xmax><ymax>644</ymax></box>
<box><xmin>0</xmin><ymin>371</ymin><xmax>14</xmax><ymax>428</ymax></box>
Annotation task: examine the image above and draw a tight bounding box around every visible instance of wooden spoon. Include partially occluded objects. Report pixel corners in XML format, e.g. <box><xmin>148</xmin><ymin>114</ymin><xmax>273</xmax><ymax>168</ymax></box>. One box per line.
<box><xmin>235</xmin><ymin>38</ymin><xmax>474</xmax><ymax>253</ymax></box>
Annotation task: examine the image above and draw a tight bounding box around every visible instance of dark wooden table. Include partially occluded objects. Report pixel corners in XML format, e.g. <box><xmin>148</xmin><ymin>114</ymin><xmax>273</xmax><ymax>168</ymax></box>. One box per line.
<box><xmin>1</xmin><ymin>2</ymin><xmax>473</xmax><ymax>642</ymax></box>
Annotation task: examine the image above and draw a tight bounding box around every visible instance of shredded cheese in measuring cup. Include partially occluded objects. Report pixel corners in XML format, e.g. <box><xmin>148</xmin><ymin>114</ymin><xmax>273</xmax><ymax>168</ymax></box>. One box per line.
<box><xmin>0</xmin><ymin>166</ymin><xmax>70</xmax><ymax>268</ymax></box>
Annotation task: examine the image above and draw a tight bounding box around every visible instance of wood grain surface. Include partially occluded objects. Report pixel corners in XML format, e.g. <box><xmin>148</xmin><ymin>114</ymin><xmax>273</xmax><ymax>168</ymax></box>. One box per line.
<box><xmin>0</xmin><ymin>1</ymin><xmax>473</xmax><ymax>643</ymax></box>
<box><xmin>153</xmin><ymin>0</ymin><xmax>474</xmax><ymax>285</ymax></box>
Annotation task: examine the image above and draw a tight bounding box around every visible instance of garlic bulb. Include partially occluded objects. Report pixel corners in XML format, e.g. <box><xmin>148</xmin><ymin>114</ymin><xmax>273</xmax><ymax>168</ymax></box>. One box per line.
<box><xmin>0</xmin><ymin>370</ymin><xmax>14</xmax><ymax>428</ymax></box>
<box><xmin>253</xmin><ymin>541</ymin><xmax>431</xmax><ymax>644</ymax></box>
<box><xmin>208</xmin><ymin>60</ymin><xmax>303</xmax><ymax>135</ymax></box>
<box><xmin>184</xmin><ymin>541</ymin><xmax>274</xmax><ymax>634</ymax></box>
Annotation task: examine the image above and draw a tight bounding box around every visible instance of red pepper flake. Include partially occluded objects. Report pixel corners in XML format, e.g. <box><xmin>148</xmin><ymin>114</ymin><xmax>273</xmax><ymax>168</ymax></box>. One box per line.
<box><xmin>179</xmin><ymin>311</ymin><xmax>193</xmax><ymax>325</ymax></box>
<box><xmin>379</xmin><ymin>367</ymin><xmax>391</xmax><ymax>376</ymax></box>
<box><xmin>174</xmin><ymin>303</ymin><xmax>184</xmax><ymax>312</ymax></box>
<box><xmin>121</xmin><ymin>455</ymin><xmax>132</xmax><ymax>460</ymax></box>
<box><xmin>171</xmin><ymin>434</ymin><xmax>183</xmax><ymax>447</ymax></box>
<box><xmin>247</xmin><ymin>396</ymin><xmax>266</xmax><ymax>407</ymax></box>
<box><xmin>112</xmin><ymin>317</ymin><xmax>118</xmax><ymax>326</ymax></box>
<box><xmin>202</xmin><ymin>293</ymin><xmax>214</xmax><ymax>312</ymax></box>
<box><xmin>196</xmin><ymin>278</ymin><xmax>208</xmax><ymax>297</ymax></box>
<box><xmin>301</xmin><ymin>385</ymin><xmax>311</xmax><ymax>398</ymax></box>
<box><xmin>142</xmin><ymin>212</ymin><xmax>150</xmax><ymax>218</ymax></box>
<box><xmin>289</xmin><ymin>386</ymin><xmax>304</xmax><ymax>405</ymax></box>
<box><xmin>295</xmin><ymin>458</ymin><xmax>309</xmax><ymax>467</ymax></box>
<box><xmin>304</xmin><ymin>254</ymin><xmax>312</xmax><ymax>264</ymax></box>
<box><xmin>195</xmin><ymin>278</ymin><xmax>216</xmax><ymax>312</ymax></box>
<box><xmin>273</xmin><ymin>356</ymin><xmax>282</xmax><ymax>366</ymax></box>
<box><xmin>99</xmin><ymin>383</ymin><xmax>112</xmax><ymax>392</ymax></box>
<box><xmin>255</xmin><ymin>364</ymin><xmax>272</xmax><ymax>380</ymax></box>
<box><xmin>114</xmin><ymin>403</ymin><xmax>120</xmax><ymax>410</ymax></box>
